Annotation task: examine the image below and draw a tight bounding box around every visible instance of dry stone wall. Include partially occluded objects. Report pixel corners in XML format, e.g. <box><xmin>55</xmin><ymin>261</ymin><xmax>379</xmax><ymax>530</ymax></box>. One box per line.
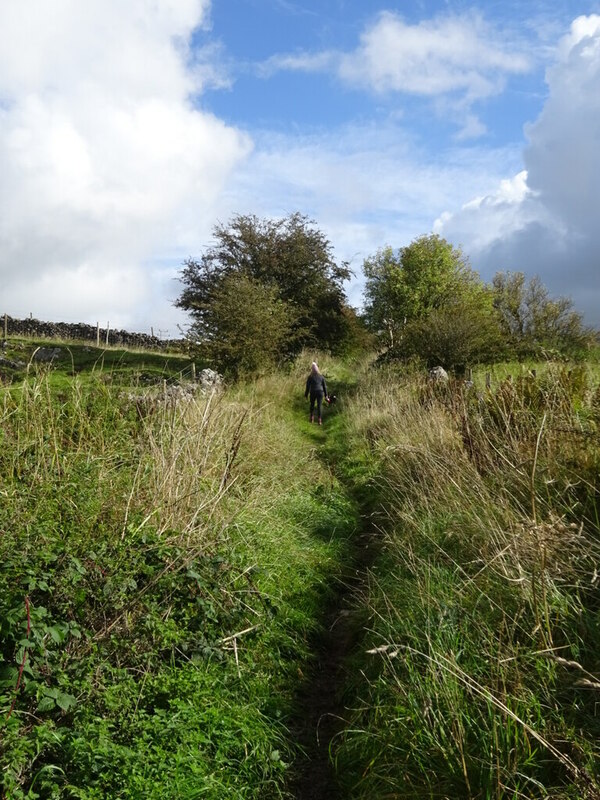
<box><xmin>2</xmin><ymin>315</ymin><xmax>181</xmax><ymax>351</ymax></box>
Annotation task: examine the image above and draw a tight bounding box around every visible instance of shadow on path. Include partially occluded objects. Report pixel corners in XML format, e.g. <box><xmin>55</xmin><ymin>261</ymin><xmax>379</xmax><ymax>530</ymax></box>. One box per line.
<box><xmin>287</xmin><ymin>383</ymin><xmax>381</xmax><ymax>800</ymax></box>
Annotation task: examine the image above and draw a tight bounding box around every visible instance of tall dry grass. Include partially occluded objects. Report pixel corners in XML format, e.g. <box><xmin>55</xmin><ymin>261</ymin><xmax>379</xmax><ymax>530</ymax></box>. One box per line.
<box><xmin>336</xmin><ymin>365</ymin><xmax>600</xmax><ymax>799</ymax></box>
<box><xmin>0</xmin><ymin>365</ymin><xmax>354</xmax><ymax>798</ymax></box>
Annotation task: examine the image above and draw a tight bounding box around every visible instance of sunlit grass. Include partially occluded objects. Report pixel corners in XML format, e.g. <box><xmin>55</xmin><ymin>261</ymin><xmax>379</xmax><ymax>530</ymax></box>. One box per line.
<box><xmin>335</xmin><ymin>362</ymin><xmax>600</xmax><ymax>799</ymax></box>
<box><xmin>0</xmin><ymin>363</ymin><xmax>356</xmax><ymax>799</ymax></box>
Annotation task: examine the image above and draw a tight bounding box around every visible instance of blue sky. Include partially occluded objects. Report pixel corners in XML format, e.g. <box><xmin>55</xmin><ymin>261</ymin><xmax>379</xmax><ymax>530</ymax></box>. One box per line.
<box><xmin>201</xmin><ymin>0</ymin><xmax>543</xmax><ymax>136</ymax></box>
<box><xmin>1</xmin><ymin>0</ymin><xmax>599</xmax><ymax>333</ymax></box>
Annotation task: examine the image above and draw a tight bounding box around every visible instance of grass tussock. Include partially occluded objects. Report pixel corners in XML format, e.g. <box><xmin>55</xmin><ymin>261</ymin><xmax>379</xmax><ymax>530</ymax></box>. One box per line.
<box><xmin>3</xmin><ymin>350</ymin><xmax>598</xmax><ymax>799</ymax></box>
<box><xmin>335</xmin><ymin>364</ymin><xmax>600</xmax><ymax>799</ymax></box>
<box><xmin>0</xmin><ymin>368</ymin><xmax>356</xmax><ymax>799</ymax></box>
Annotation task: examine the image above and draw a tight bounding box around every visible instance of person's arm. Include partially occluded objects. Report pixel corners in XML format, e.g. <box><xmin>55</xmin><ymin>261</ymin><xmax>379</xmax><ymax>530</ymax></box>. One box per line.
<box><xmin>305</xmin><ymin>376</ymin><xmax>310</xmax><ymax>398</ymax></box>
<box><xmin>322</xmin><ymin>376</ymin><xmax>328</xmax><ymax>397</ymax></box>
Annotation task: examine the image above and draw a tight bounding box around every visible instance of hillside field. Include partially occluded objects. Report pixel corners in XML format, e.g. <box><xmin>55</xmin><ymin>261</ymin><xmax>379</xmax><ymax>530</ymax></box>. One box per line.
<box><xmin>1</xmin><ymin>341</ymin><xmax>599</xmax><ymax>799</ymax></box>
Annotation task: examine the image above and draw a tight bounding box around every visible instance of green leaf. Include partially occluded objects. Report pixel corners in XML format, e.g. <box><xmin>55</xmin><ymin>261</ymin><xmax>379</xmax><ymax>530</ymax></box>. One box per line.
<box><xmin>56</xmin><ymin>691</ymin><xmax>77</xmax><ymax>711</ymax></box>
<box><xmin>37</xmin><ymin>696</ymin><xmax>56</xmax><ymax>712</ymax></box>
<box><xmin>47</xmin><ymin>625</ymin><xmax>68</xmax><ymax>644</ymax></box>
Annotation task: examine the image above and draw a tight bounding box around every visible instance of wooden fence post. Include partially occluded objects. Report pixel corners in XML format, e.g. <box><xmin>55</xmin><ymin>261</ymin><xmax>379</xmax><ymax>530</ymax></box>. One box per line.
<box><xmin>96</xmin><ymin>322</ymin><xmax>100</xmax><ymax>347</ymax></box>
<box><xmin>105</xmin><ymin>322</ymin><xmax>109</xmax><ymax>346</ymax></box>
<box><xmin>485</xmin><ymin>372</ymin><xmax>491</xmax><ymax>390</ymax></box>
<box><xmin>191</xmin><ymin>362</ymin><xmax>196</xmax><ymax>381</ymax></box>
<box><xmin>466</xmin><ymin>367</ymin><xmax>473</xmax><ymax>382</ymax></box>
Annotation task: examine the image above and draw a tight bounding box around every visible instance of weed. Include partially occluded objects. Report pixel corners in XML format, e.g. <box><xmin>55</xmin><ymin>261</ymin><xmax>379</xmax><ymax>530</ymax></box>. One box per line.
<box><xmin>334</xmin><ymin>361</ymin><xmax>600</xmax><ymax>799</ymax></box>
<box><xmin>0</xmin><ymin>363</ymin><xmax>354</xmax><ymax>798</ymax></box>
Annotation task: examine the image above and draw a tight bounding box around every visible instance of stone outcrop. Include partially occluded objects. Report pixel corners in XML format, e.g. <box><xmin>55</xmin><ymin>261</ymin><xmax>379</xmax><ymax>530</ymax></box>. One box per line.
<box><xmin>33</xmin><ymin>347</ymin><xmax>63</xmax><ymax>363</ymax></box>
<box><xmin>198</xmin><ymin>368</ymin><xmax>222</xmax><ymax>388</ymax></box>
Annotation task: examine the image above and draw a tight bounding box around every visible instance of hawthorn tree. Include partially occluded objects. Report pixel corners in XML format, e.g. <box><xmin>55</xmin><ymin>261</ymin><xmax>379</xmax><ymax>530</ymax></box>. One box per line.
<box><xmin>176</xmin><ymin>213</ymin><xmax>351</xmax><ymax>340</ymax></box>
<box><xmin>196</xmin><ymin>273</ymin><xmax>295</xmax><ymax>376</ymax></box>
<box><xmin>177</xmin><ymin>213</ymin><xmax>352</xmax><ymax>371</ymax></box>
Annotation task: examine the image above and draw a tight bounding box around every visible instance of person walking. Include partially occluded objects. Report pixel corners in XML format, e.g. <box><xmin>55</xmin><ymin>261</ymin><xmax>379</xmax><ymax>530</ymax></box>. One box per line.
<box><xmin>305</xmin><ymin>361</ymin><xmax>328</xmax><ymax>425</ymax></box>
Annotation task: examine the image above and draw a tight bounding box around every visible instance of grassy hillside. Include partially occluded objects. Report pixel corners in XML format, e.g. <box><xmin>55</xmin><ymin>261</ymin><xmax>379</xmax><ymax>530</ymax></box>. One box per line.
<box><xmin>0</xmin><ymin>337</ymin><xmax>194</xmax><ymax>389</ymax></box>
<box><xmin>333</xmin><ymin>362</ymin><xmax>600</xmax><ymax>799</ymax></box>
<box><xmin>0</xmin><ymin>353</ymin><xmax>357</xmax><ymax>799</ymax></box>
<box><xmin>2</xmin><ymin>344</ymin><xmax>599</xmax><ymax>799</ymax></box>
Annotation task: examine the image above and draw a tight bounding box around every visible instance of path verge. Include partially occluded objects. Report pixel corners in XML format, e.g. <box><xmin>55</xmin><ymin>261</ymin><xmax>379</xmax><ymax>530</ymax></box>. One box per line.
<box><xmin>287</xmin><ymin>394</ymin><xmax>380</xmax><ymax>799</ymax></box>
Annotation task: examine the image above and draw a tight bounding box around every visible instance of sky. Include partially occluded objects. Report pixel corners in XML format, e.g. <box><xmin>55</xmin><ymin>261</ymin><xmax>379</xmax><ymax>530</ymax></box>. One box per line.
<box><xmin>1</xmin><ymin>0</ymin><xmax>599</xmax><ymax>336</ymax></box>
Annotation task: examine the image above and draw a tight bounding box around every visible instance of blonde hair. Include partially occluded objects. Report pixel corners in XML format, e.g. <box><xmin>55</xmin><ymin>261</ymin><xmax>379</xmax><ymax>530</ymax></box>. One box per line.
<box><xmin>310</xmin><ymin>361</ymin><xmax>320</xmax><ymax>375</ymax></box>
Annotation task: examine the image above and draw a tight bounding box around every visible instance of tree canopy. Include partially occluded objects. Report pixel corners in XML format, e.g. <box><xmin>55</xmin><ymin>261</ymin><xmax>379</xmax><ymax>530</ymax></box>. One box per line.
<box><xmin>492</xmin><ymin>271</ymin><xmax>592</xmax><ymax>355</ymax></box>
<box><xmin>363</xmin><ymin>234</ymin><xmax>494</xmax><ymax>359</ymax></box>
<box><xmin>363</xmin><ymin>234</ymin><xmax>593</xmax><ymax>368</ymax></box>
<box><xmin>177</xmin><ymin>213</ymin><xmax>352</xmax><ymax>372</ymax></box>
<box><xmin>364</xmin><ymin>236</ymin><xmax>484</xmax><ymax>321</ymax></box>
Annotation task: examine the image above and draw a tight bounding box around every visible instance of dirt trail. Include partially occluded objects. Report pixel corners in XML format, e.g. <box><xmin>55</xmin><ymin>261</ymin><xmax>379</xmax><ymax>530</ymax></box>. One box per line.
<box><xmin>289</xmin><ymin>524</ymin><xmax>379</xmax><ymax>800</ymax></box>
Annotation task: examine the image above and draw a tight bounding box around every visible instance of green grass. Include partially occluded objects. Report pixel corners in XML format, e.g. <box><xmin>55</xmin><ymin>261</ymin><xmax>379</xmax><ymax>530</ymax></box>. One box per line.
<box><xmin>472</xmin><ymin>345</ymin><xmax>600</xmax><ymax>392</ymax></box>
<box><xmin>0</xmin><ymin>337</ymin><xmax>195</xmax><ymax>389</ymax></box>
<box><xmin>0</xmin><ymin>358</ymin><xmax>358</xmax><ymax>799</ymax></box>
<box><xmin>331</xmin><ymin>360</ymin><xmax>600</xmax><ymax>799</ymax></box>
<box><xmin>3</xmin><ymin>346</ymin><xmax>599</xmax><ymax>799</ymax></box>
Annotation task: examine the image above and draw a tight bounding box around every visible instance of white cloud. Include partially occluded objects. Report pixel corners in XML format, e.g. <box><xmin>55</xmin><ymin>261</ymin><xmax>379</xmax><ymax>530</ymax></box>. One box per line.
<box><xmin>437</xmin><ymin>15</ymin><xmax>600</xmax><ymax>324</ymax></box>
<box><xmin>258</xmin><ymin>50</ymin><xmax>336</xmax><ymax>78</ymax></box>
<box><xmin>338</xmin><ymin>12</ymin><xmax>530</xmax><ymax>99</ymax></box>
<box><xmin>224</xmin><ymin>124</ymin><xmax>522</xmax><ymax>309</ymax></box>
<box><xmin>260</xmin><ymin>11</ymin><xmax>531</xmax><ymax>135</ymax></box>
<box><xmin>0</xmin><ymin>0</ymin><xmax>251</xmax><ymax>332</ymax></box>
<box><xmin>454</xmin><ymin>113</ymin><xmax>488</xmax><ymax>141</ymax></box>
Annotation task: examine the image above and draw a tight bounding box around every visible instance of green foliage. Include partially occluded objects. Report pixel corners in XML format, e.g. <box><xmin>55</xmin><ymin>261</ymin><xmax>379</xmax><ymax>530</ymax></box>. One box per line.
<box><xmin>195</xmin><ymin>273</ymin><xmax>295</xmax><ymax>376</ymax></box>
<box><xmin>363</xmin><ymin>235</ymin><xmax>500</xmax><ymax>368</ymax></box>
<box><xmin>332</xmin><ymin>363</ymin><xmax>600</xmax><ymax>799</ymax></box>
<box><xmin>5</xmin><ymin>342</ymin><xmax>598</xmax><ymax>799</ymax></box>
<box><xmin>0</xmin><ymin>365</ymin><xmax>357</xmax><ymax>798</ymax></box>
<box><xmin>394</xmin><ymin>294</ymin><xmax>505</xmax><ymax>370</ymax></box>
<box><xmin>492</xmin><ymin>271</ymin><xmax>594</xmax><ymax>357</ymax></box>
<box><xmin>177</xmin><ymin>213</ymin><xmax>353</xmax><ymax>372</ymax></box>
<box><xmin>364</xmin><ymin>240</ymin><xmax>595</xmax><ymax>370</ymax></box>
<box><xmin>364</xmin><ymin>235</ymin><xmax>483</xmax><ymax>334</ymax></box>
<box><xmin>331</xmin><ymin>307</ymin><xmax>377</xmax><ymax>357</ymax></box>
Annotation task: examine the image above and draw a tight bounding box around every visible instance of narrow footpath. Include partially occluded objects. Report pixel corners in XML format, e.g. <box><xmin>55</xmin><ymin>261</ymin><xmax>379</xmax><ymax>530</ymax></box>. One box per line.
<box><xmin>287</xmin><ymin>404</ymin><xmax>381</xmax><ymax>799</ymax></box>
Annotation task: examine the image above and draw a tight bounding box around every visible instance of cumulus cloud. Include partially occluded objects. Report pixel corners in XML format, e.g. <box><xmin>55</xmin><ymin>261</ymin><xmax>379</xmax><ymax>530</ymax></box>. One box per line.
<box><xmin>437</xmin><ymin>15</ymin><xmax>600</xmax><ymax>325</ymax></box>
<box><xmin>260</xmin><ymin>11</ymin><xmax>531</xmax><ymax>135</ymax></box>
<box><xmin>0</xmin><ymin>0</ymin><xmax>250</xmax><ymax>332</ymax></box>
<box><xmin>338</xmin><ymin>12</ymin><xmax>530</xmax><ymax>98</ymax></box>
<box><xmin>224</xmin><ymin>124</ymin><xmax>522</xmax><ymax>309</ymax></box>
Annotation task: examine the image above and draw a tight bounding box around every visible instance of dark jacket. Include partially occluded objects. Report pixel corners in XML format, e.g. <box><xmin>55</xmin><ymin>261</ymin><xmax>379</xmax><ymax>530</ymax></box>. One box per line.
<box><xmin>305</xmin><ymin>373</ymin><xmax>327</xmax><ymax>398</ymax></box>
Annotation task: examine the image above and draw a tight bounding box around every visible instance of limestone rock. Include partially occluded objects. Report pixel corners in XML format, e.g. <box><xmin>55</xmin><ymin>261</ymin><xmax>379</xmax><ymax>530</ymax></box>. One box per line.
<box><xmin>33</xmin><ymin>347</ymin><xmax>63</xmax><ymax>363</ymax></box>
<box><xmin>198</xmin><ymin>368</ymin><xmax>223</xmax><ymax>388</ymax></box>
<box><xmin>428</xmin><ymin>366</ymin><xmax>449</xmax><ymax>382</ymax></box>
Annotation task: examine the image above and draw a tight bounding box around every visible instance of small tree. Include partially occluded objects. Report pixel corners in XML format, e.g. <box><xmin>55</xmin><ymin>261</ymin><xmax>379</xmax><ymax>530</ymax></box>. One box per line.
<box><xmin>177</xmin><ymin>213</ymin><xmax>352</xmax><ymax>367</ymax></box>
<box><xmin>364</xmin><ymin>234</ymin><xmax>499</xmax><ymax>365</ymax></box>
<box><xmin>363</xmin><ymin>246</ymin><xmax>402</xmax><ymax>347</ymax></box>
<box><xmin>194</xmin><ymin>273</ymin><xmax>295</xmax><ymax>376</ymax></box>
<box><xmin>364</xmin><ymin>235</ymin><xmax>485</xmax><ymax>338</ymax></box>
<box><xmin>397</xmin><ymin>295</ymin><xmax>505</xmax><ymax>370</ymax></box>
<box><xmin>492</xmin><ymin>271</ymin><xmax>592</xmax><ymax>356</ymax></box>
